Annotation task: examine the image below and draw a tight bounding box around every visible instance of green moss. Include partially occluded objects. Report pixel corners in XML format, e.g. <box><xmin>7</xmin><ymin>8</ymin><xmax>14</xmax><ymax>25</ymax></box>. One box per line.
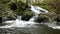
<box><xmin>0</xmin><ymin>0</ymin><xmax>29</xmax><ymax>17</ymax></box>
<box><xmin>38</xmin><ymin>14</ymin><xmax>50</xmax><ymax>22</ymax></box>
<box><xmin>0</xmin><ymin>0</ymin><xmax>11</xmax><ymax>4</ymax></box>
<box><xmin>21</xmin><ymin>11</ymin><xmax>34</xmax><ymax>21</ymax></box>
<box><xmin>33</xmin><ymin>3</ymin><xmax>56</xmax><ymax>14</ymax></box>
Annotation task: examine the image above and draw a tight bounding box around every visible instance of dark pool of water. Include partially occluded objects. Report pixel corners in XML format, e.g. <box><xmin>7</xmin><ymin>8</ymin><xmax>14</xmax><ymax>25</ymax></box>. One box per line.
<box><xmin>0</xmin><ymin>24</ymin><xmax>60</xmax><ymax>34</ymax></box>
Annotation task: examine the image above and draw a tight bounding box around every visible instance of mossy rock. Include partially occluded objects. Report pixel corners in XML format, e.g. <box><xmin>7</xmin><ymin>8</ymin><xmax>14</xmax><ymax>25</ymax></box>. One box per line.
<box><xmin>22</xmin><ymin>11</ymin><xmax>34</xmax><ymax>21</ymax></box>
<box><xmin>35</xmin><ymin>14</ymin><xmax>55</xmax><ymax>23</ymax></box>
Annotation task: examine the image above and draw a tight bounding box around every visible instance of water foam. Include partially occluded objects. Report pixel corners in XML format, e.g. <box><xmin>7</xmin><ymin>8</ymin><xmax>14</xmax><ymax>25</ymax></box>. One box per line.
<box><xmin>0</xmin><ymin>5</ymin><xmax>49</xmax><ymax>28</ymax></box>
<box><xmin>0</xmin><ymin>17</ymin><xmax>38</xmax><ymax>28</ymax></box>
<box><xmin>40</xmin><ymin>23</ymin><xmax>60</xmax><ymax>29</ymax></box>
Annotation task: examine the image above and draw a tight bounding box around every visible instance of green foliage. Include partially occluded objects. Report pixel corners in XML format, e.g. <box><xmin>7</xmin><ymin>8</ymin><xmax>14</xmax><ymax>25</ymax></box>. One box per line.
<box><xmin>40</xmin><ymin>5</ymin><xmax>53</xmax><ymax>12</ymax></box>
<box><xmin>33</xmin><ymin>3</ymin><xmax>56</xmax><ymax>14</ymax></box>
<box><xmin>0</xmin><ymin>0</ymin><xmax>30</xmax><ymax>17</ymax></box>
<box><xmin>47</xmin><ymin>0</ymin><xmax>60</xmax><ymax>14</ymax></box>
<box><xmin>0</xmin><ymin>0</ymin><xmax>11</xmax><ymax>4</ymax></box>
<box><xmin>0</xmin><ymin>0</ymin><xmax>60</xmax><ymax>23</ymax></box>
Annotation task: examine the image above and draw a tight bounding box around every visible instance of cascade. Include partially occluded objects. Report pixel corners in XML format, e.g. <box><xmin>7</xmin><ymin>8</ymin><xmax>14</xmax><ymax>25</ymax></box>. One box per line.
<box><xmin>0</xmin><ymin>5</ymin><xmax>49</xmax><ymax>28</ymax></box>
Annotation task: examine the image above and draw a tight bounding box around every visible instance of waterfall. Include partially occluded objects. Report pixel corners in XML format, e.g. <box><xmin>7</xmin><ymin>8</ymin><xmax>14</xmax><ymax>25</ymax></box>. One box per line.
<box><xmin>0</xmin><ymin>5</ymin><xmax>49</xmax><ymax>28</ymax></box>
<box><xmin>0</xmin><ymin>5</ymin><xmax>60</xmax><ymax>29</ymax></box>
<box><xmin>29</xmin><ymin>15</ymin><xmax>38</xmax><ymax>22</ymax></box>
<box><xmin>29</xmin><ymin>5</ymin><xmax>49</xmax><ymax>22</ymax></box>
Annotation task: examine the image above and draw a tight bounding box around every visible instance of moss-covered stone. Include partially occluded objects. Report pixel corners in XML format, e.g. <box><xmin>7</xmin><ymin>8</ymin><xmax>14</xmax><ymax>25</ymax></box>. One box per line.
<box><xmin>22</xmin><ymin>11</ymin><xmax>34</xmax><ymax>21</ymax></box>
<box><xmin>35</xmin><ymin>14</ymin><xmax>50</xmax><ymax>23</ymax></box>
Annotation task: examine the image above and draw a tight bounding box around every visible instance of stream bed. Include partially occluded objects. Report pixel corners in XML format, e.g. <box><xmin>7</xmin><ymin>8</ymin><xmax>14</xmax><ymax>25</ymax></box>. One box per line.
<box><xmin>0</xmin><ymin>24</ymin><xmax>60</xmax><ymax>34</ymax></box>
<box><xmin>1</xmin><ymin>5</ymin><xmax>60</xmax><ymax>34</ymax></box>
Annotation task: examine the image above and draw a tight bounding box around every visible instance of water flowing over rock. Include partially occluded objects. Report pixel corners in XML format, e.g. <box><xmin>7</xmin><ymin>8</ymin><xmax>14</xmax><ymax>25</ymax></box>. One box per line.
<box><xmin>29</xmin><ymin>5</ymin><xmax>49</xmax><ymax>22</ymax></box>
<box><xmin>1</xmin><ymin>5</ymin><xmax>60</xmax><ymax>29</ymax></box>
<box><xmin>40</xmin><ymin>22</ymin><xmax>60</xmax><ymax>29</ymax></box>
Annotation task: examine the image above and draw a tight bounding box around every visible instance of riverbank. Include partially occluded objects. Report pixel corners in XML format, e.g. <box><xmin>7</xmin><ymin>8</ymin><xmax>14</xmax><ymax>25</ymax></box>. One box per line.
<box><xmin>0</xmin><ymin>0</ymin><xmax>60</xmax><ymax>24</ymax></box>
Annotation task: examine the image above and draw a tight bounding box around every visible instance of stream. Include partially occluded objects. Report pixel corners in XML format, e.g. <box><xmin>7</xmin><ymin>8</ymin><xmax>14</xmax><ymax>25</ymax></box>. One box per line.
<box><xmin>0</xmin><ymin>5</ymin><xmax>60</xmax><ymax>34</ymax></box>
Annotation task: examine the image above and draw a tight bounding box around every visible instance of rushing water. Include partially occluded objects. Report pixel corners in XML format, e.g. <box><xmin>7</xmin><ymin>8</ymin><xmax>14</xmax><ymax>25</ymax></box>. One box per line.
<box><xmin>0</xmin><ymin>25</ymin><xmax>60</xmax><ymax>34</ymax></box>
<box><xmin>0</xmin><ymin>5</ymin><xmax>60</xmax><ymax>34</ymax></box>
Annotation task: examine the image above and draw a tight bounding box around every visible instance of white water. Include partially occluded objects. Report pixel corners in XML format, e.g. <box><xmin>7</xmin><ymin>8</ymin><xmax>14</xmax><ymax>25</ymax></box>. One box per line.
<box><xmin>1</xmin><ymin>16</ymin><xmax>38</xmax><ymax>28</ymax></box>
<box><xmin>40</xmin><ymin>22</ymin><xmax>60</xmax><ymax>29</ymax></box>
<box><xmin>1</xmin><ymin>5</ymin><xmax>60</xmax><ymax>29</ymax></box>
<box><xmin>29</xmin><ymin>5</ymin><xmax>49</xmax><ymax>22</ymax></box>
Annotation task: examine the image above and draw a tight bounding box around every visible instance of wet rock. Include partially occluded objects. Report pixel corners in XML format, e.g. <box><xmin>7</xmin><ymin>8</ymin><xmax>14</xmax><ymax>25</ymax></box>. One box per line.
<box><xmin>54</xmin><ymin>16</ymin><xmax>60</xmax><ymax>25</ymax></box>
<box><xmin>35</xmin><ymin>17</ymin><xmax>49</xmax><ymax>23</ymax></box>
<box><xmin>57</xmin><ymin>22</ymin><xmax>60</xmax><ymax>26</ymax></box>
<box><xmin>2</xmin><ymin>17</ymin><xmax>16</xmax><ymax>22</ymax></box>
<box><xmin>35</xmin><ymin>14</ymin><xmax>50</xmax><ymax>23</ymax></box>
<box><xmin>0</xmin><ymin>17</ymin><xmax>6</xmax><ymax>26</ymax></box>
<box><xmin>22</xmin><ymin>16</ymin><xmax>32</xmax><ymax>21</ymax></box>
<box><xmin>21</xmin><ymin>11</ymin><xmax>34</xmax><ymax>21</ymax></box>
<box><xmin>0</xmin><ymin>17</ymin><xmax>2</xmax><ymax>23</ymax></box>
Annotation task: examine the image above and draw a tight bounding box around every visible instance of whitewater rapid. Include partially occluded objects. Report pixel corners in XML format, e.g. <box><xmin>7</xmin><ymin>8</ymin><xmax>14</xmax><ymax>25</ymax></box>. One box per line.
<box><xmin>0</xmin><ymin>5</ymin><xmax>60</xmax><ymax>29</ymax></box>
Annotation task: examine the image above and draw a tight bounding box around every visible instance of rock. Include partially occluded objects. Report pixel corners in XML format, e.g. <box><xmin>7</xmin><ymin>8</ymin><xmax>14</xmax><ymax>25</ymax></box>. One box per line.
<box><xmin>0</xmin><ymin>17</ymin><xmax>2</xmax><ymax>23</ymax></box>
<box><xmin>35</xmin><ymin>17</ymin><xmax>49</xmax><ymax>23</ymax></box>
<box><xmin>35</xmin><ymin>14</ymin><xmax>50</xmax><ymax>23</ymax></box>
<box><xmin>21</xmin><ymin>16</ymin><xmax>32</xmax><ymax>21</ymax></box>
<box><xmin>2</xmin><ymin>17</ymin><xmax>16</xmax><ymax>22</ymax></box>
<box><xmin>54</xmin><ymin>16</ymin><xmax>60</xmax><ymax>25</ymax></box>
